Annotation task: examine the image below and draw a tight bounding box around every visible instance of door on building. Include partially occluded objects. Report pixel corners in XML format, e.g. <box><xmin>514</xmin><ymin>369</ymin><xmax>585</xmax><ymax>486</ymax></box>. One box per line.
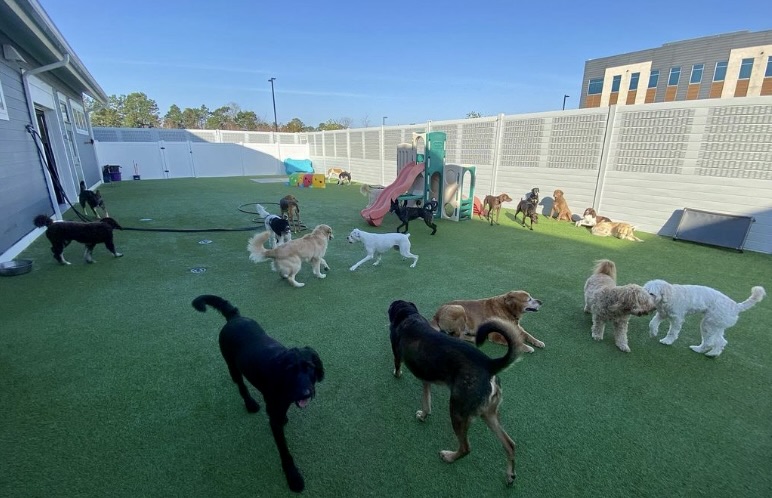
<box><xmin>35</xmin><ymin>108</ymin><xmax>64</xmax><ymax>205</ymax></box>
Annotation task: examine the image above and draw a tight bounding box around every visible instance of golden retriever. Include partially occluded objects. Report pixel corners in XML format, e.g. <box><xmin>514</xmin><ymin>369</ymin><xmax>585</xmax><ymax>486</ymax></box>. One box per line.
<box><xmin>247</xmin><ymin>224</ymin><xmax>333</xmax><ymax>288</ymax></box>
<box><xmin>549</xmin><ymin>189</ymin><xmax>573</xmax><ymax>222</ymax></box>
<box><xmin>430</xmin><ymin>291</ymin><xmax>544</xmax><ymax>352</ymax></box>
<box><xmin>583</xmin><ymin>259</ymin><xmax>655</xmax><ymax>352</ymax></box>
<box><xmin>591</xmin><ymin>221</ymin><xmax>643</xmax><ymax>242</ymax></box>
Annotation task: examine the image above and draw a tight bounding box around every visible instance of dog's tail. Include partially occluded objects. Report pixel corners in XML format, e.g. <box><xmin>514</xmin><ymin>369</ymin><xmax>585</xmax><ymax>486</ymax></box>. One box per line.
<box><xmin>737</xmin><ymin>286</ymin><xmax>766</xmax><ymax>313</ymax></box>
<box><xmin>476</xmin><ymin>318</ymin><xmax>521</xmax><ymax>374</ymax></box>
<box><xmin>33</xmin><ymin>214</ymin><xmax>53</xmax><ymax>228</ymax></box>
<box><xmin>247</xmin><ymin>231</ymin><xmax>273</xmax><ymax>263</ymax></box>
<box><xmin>192</xmin><ymin>295</ymin><xmax>240</xmax><ymax>322</ymax></box>
<box><xmin>101</xmin><ymin>218</ymin><xmax>123</xmax><ymax>230</ymax></box>
<box><xmin>359</xmin><ymin>184</ymin><xmax>371</xmax><ymax>197</ymax></box>
<box><xmin>255</xmin><ymin>203</ymin><xmax>271</xmax><ymax>219</ymax></box>
<box><xmin>592</xmin><ymin>259</ymin><xmax>617</xmax><ymax>281</ymax></box>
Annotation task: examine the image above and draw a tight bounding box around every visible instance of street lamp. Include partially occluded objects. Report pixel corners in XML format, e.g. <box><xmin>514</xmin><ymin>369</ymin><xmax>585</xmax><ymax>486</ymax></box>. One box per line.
<box><xmin>382</xmin><ymin>116</ymin><xmax>387</xmax><ymax>126</ymax></box>
<box><xmin>562</xmin><ymin>94</ymin><xmax>570</xmax><ymax>110</ymax></box>
<box><xmin>268</xmin><ymin>77</ymin><xmax>278</xmax><ymax>132</ymax></box>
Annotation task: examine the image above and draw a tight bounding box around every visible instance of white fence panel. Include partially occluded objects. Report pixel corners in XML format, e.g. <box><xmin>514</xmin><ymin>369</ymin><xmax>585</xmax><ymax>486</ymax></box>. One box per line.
<box><xmin>190</xmin><ymin>143</ymin><xmax>247</xmax><ymax>177</ymax></box>
<box><xmin>160</xmin><ymin>142</ymin><xmax>194</xmax><ymax>178</ymax></box>
<box><xmin>241</xmin><ymin>144</ymin><xmax>284</xmax><ymax>176</ymax></box>
<box><xmin>94</xmin><ymin>142</ymin><xmax>165</xmax><ymax>179</ymax></box>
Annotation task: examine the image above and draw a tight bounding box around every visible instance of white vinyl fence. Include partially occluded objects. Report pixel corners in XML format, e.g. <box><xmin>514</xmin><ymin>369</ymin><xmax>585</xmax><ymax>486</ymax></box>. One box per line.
<box><xmin>93</xmin><ymin>96</ymin><xmax>772</xmax><ymax>253</ymax></box>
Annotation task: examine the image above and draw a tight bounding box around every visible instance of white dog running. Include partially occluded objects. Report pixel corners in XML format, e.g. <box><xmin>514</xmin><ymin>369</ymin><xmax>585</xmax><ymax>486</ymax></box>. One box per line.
<box><xmin>643</xmin><ymin>279</ymin><xmax>766</xmax><ymax>357</ymax></box>
<box><xmin>346</xmin><ymin>228</ymin><xmax>418</xmax><ymax>271</ymax></box>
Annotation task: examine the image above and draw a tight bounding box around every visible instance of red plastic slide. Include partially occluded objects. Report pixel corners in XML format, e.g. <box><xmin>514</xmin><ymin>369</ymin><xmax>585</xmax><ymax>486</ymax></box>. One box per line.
<box><xmin>360</xmin><ymin>161</ymin><xmax>424</xmax><ymax>226</ymax></box>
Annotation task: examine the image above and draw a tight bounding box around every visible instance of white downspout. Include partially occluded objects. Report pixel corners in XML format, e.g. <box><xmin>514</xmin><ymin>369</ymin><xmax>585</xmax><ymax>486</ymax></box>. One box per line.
<box><xmin>22</xmin><ymin>54</ymin><xmax>71</xmax><ymax>221</ymax></box>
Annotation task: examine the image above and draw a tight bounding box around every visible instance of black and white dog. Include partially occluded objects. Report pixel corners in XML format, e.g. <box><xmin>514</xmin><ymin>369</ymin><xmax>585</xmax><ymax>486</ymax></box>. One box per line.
<box><xmin>79</xmin><ymin>180</ymin><xmax>108</xmax><ymax>218</ymax></box>
<box><xmin>33</xmin><ymin>214</ymin><xmax>123</xmax><ymax>265</ymax></box>
<box><xmin>256</xmin><ymin>204</ymin><xmax>291</xmax><ymax>248</ymax></box>
<box><xmin>192</xmin><ymin>295</ymin><xmax>324</xmax><ymax>493</ymax></box>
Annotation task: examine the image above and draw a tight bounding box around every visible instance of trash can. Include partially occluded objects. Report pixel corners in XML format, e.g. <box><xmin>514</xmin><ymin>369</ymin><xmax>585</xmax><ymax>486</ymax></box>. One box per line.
<box><xmin>105</xmin><ymin>165</ymin><xmax>121</xmax><ymax>182</ymax></box>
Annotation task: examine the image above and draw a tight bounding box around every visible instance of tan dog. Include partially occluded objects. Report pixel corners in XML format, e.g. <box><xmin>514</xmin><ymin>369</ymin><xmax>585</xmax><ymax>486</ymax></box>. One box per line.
<box><xmin>583</xmin><ymin>260</ymin><xmax>655</xmax><ymax>352</ymax></box>
<box><xmin>247</xmin><ymin>224</ymin><xmax>333</xmax><ymax>288</ymax></box>
<box><xmin>430</xmin><ymin>291</ymin><xmax>544</xmax><ymax>352</ymax></box>
<box><xmin>326</xmin><ymin>167</ymin><xmax>345</xmax><ymax>181</ymax></box>
<box><xmin>482</xmin><ymin>193</ymin><xmax>513</xmax><ymax>225</ymax></box>
<box><xmin>591</xmin><ymin>221</ymin><xmax>643</xmax><ymax>242</ymax></box>
<box><xmin>549</xmin><ymin>190</ymin><xmax>573</xmax><ymax>222</ymax></box>
<box><xmin>279</xmin><ymin>195</ymin><xmax>302</xmax><ymax>233</ymax></box>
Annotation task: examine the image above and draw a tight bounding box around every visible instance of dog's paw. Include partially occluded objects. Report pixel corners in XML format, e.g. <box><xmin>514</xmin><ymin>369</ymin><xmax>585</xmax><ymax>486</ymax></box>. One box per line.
<box><xmin>506</xmin><ymin>472</ymin><xmax>516</xmax><ymax>487</ymax></box>
<box><xmin>245</xmin><ymin>399</ymin><xmax>260</xmax><ymax>413</ymax></box>
<box><xmin>690</xmin><ymin>344</ymin><xmax>708</xmax><ymax>354</ymax></box>
<box><xmin>115</xmin><ymin>252</ymin><xmax>123</xmax><ymax>258</ymax></box>
<box><xmin>393</xmin><ymin>368</ymin><xmax>401</xmax><ymax>378</ymax></box>
<box><xmin>532</xmin><ymin>339</ymin><xmax>545</xmax><ymax>349</ymax></box>
<box><xmin>659</xmin><ymin>336</ymin><xmax>675</xmax><ymax>345</ymax></box>
<box><xmin>416</xmin><ymin>410</ymin><xmax>428</xmax><ymax>422</ymax></box>
<box><xmin>591</xmin><ymin>334</ymin><xmax>603</xmax><ymax>341</ymax></box>
<box><xmin>317</xmin><ymin>273</ymin><xmax>326</xmax><ymax>279</ymax></box>
<box><xmin>616</xmin><ymin>343</ymin><xmax>631</xmax><ymax>353</ymax></box>
<box><xmin>349</xmin><ymin>266</ymin><xmax>357</xmax><ymax>271</ymax></box>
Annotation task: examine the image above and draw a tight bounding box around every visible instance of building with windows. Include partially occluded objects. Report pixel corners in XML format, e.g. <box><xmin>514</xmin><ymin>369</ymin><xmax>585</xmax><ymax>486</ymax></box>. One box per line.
<box><xmin>580</xmin><ymin>30</ymin><xmax>772</xmax><ymax>108</ymax></box>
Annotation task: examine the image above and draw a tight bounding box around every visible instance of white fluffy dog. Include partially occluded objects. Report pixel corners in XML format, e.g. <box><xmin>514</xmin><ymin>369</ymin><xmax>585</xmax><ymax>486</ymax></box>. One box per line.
<box><xmin>346</xmin><ymin>228</ymin><xmax>418</xmax><ymax>271</ymax></box>
<box><xmin>643</xmin><ymin>280</ymin><xmax>766</xmax><ymax>357</ymax></box>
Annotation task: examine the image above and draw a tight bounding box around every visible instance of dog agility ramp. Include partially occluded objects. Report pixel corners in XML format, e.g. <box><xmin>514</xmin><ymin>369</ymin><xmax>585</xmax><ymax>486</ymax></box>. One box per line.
<box><xmin>673</xmin><ymin>208</ymin><xmax>754</xmax><ymax>251</ymax></box>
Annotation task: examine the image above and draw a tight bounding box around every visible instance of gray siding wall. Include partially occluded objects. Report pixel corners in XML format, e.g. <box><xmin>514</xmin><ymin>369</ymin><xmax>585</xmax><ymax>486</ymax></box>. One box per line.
<box><xmin>0</xmin><ymin>34</ymin><xmax>51</xmax><ymax>254</ymax></box>
<box><xmin>582</xmin><ymin>30</ymin><xmax>772</xmax><ymax>106</ymax></box>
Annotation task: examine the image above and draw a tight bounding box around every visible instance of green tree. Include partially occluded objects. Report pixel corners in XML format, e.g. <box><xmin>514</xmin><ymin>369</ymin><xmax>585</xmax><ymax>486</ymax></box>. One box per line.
<box><xmin>163</xmin><ymin>104</ymin><xmax>184</xmax><ymax>128</ymax></box>
<box><xmin>122</xmin><ymin>92</ymin><xmax>160</xmax><ymax>128</ymax></box>
<box><xmin>233</xmin><ymin>110</ymin><xmax>261</xmax><ymax>131</ymax></box>
<box><xmin>282</xmin><ymin>118</ymin><xmax>311</xmax><ymax>133</ymax></box>
<box><xmin>181</xmin><ymin>106</ymin><xmax>209</xmax><ymax>129</ymax></box>
<box><xmin>466</xmin><ymin>111</ymin><xmax>482</xmax><ymax>119</ymax></box>
<box><xmin>206</xmin><ymin>105</ymin><xmax>239</xmax><ymax>130</ymax></box>
<box><xmin>87</xmin><ymin>94</ymin><xmax>124</xmax><ymax>127</ymax></box>
<box><xmin>317</xmin><ymin>119</ymin><xmax>350</xmax><ymax>131</ymax></box>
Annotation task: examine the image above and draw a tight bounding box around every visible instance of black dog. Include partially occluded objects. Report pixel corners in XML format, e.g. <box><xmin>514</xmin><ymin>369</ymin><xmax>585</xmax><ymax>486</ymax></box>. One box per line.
<box><xmin>388</xmin><ymin>300</ymin><xmax>521</xmax><ymax>486</ymax></box>
<box><xmin>514</xmin><ymin>199</ymin><xmax>538</xmax><ymax>230</ymax></box>
<box><xmin>192</xmin><ymin>295</ymin><xmax>324</xmax><ymax>493</ymax></box>
<box><xmin>78</xmin><ymin>180</ymin><xmax>108</xmax><ymax>218</ymax></box>
<box><xmin>34</xmin><ymin>214</ymin><xmax>123</xmax><ymax>265</ymax></box>
<box><xmin>389</xmin><ymin>198</ymin><xmax>437</xmax><ymax>235</ymax></box>
<box><xmin>524</xmin><ymin>187</ymin><xmax>539</xmax><ymax>206</ymax></box>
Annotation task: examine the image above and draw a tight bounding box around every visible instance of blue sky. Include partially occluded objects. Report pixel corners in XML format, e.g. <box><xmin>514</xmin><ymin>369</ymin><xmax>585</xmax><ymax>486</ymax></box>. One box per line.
<box><xmin>41</xmin><ymin>0</ymin><xmax>770</xmax><ymax>128</ymax></box>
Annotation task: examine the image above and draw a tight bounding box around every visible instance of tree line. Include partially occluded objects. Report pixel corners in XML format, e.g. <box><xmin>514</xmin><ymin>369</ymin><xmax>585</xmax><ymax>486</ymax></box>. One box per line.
<box><xmin>85</xmin><ymin>92</ymin><xmax>352</xmax><ymax>132</ymax></box>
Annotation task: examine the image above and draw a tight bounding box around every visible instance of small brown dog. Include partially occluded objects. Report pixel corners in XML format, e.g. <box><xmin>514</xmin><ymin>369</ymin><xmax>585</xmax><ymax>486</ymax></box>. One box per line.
<box><xmin>482</xmin><ymin>193</ymin><xmax>513</xmax><ymax>225</ymax></box>
<box><xmin>279</xmin><ymin>195</ymin><xmax>302</xmax><ymax>232</ymax></box>
<box><xmin>549</xmin><ymin>190</ymin><xmax>573</xmax><ymax>222</ymax></box>
<box><xmin>583</xmin><ymin>259</ymin><xmax>655</xmax><ymax>352</ymax></box>
<box><xmin>431</xmin><ymin>290</ymin><xmax>544</xmax><ymax>352</ymax></box>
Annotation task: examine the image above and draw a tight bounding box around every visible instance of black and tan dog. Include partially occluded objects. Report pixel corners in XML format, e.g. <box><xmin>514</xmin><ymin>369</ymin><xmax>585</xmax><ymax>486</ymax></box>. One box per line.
<box><xmin>280</xmin><ymin>195</ymin><xmax>302</xmax><ymax>233</ymax></box>
<box><xmin>389</xmin><ymin>198</ymin><xmax>437</xmax><ymax>235</ymax></box>
<box><xmin>78</xmin><ymin>180</ymin><xmax>108</xmax><ymax>218</ymax></box>
<box><xmin>192</xmin><ymin>295</ymin><xmax>324</xmax><ymax>493</ymax></box>
<box><xmin>514</xmin><ymin>199</ymin><xmax>538</xmax><ymax>230</ymax></box>
<box><xmin>388</xmin><ymin>300</ymin><xmax>522</xmax><ymax>486</ymax></box>
<box><xmin>482</xmin><ymin>193</ymin><xmax>513</xmax><ymax>226</ymax></box>
<box><xmin>34</xmin><ymin>214</ymin><xmax>123</xmax><ymax>265</ymax></box>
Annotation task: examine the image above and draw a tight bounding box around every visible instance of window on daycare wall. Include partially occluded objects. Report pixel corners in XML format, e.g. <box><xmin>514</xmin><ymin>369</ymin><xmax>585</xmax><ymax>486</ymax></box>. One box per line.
<box><xmin>0</xmin><ymin>80</ymin><xmax>9</xmax><ymax>120</ymax></box>
<box><xmin>766</xmin><ymin>56</ymin><xmax>772</xmax><ymax>77</ymax></box>
<box><xmin>738</xmin><ymin>58</ymin><xmax>754</xmax><ymax>79</ymax></box>
<box><xmin>713</xmin><ymin>61</ymin><xmax>728</xmax><ymax>81</ymax></box>
<box><xmin>629</xmin><ymin>72</ymin><xmax>640</xmax><ymax>90</ymax></box>
<box><xmin>648</xmin><ymin>70</ymin><xmax>660</xmax><ymax>88</ymax></box>
<box><xmin>690</xmin><ymin>64</ymin><xmax>704</xmax><ymax>84</ymax></box>
<box><xmin>611</xmin><ymin>75</ymin><xmax>621</xmax><ymax>92</ymax></box>
<box><xmin>668</xmin><ymin>67</ymin><xmax>681</xmax><ymax>86</ymax></box>
<box><xmin>587</xmin><ymin>78</ymin><xmax>603</xmax><ymax>95</ymax></box>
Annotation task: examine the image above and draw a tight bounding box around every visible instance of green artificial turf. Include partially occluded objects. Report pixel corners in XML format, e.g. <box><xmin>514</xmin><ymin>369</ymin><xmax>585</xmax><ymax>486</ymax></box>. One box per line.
<box><xmin>1</xmin><ymin>177</ymin><xmax>770</xmax><ymax>497</ymax></box>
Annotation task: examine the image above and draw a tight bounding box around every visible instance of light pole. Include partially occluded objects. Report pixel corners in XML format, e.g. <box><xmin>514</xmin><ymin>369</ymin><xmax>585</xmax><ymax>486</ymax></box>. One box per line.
<box><xmin>562</xmin><ymin>94</ymin><xmax>570</xmax><ymax>110</ymax></box>
<box><xmin>268</xmin><ymin>77</ymin><xmax>278</xmax><ymax>132</ymax></box>
<box><xmin>382</xmin><ymin>116</ymin><xmax>387</xmax><ymax>126</ymax></box>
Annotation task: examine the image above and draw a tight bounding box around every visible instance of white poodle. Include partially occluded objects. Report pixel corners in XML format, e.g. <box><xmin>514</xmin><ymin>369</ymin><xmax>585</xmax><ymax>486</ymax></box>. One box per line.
<box><xmin>643</xmin><ymin>280</ymin><xmax>766</xmax><ymax>357</ymax></box>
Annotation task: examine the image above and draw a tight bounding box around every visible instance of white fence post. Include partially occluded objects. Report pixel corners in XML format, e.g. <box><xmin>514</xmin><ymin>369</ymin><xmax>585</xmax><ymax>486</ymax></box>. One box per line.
<box><xmin>491</xmin><ymin>113</ymin><xmax>505</xmax><ymax>195</ymax></box>
<box><xmin>593</xmin><ymin>105</ymin><xmax>617</xmax><ymax>212</ymax></box>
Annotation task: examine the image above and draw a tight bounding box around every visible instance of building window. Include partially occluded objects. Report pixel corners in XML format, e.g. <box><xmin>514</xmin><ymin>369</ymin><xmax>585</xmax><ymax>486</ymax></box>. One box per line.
<box><xmin>0</xmin><ymin>80</ymin><xmax>9</xmax><ymax>120</ymax></box>
<box><xmin>690</xmin><ymin>64</ymin><xmax>704</xmax><ymax>84</ymax></box>
<box><xmin>70</xmin><ymin>100</ymin><xmax>89</xmax><ymax>135</ymax></box>
<box><xmin>588</xmin><ymin>78</ymin><xmax>603</xmax><ymax>95</ymax></box>
<box><xmin>668</xmin><ymin>67</ymin><xmax>681</xmax><ymax>86</ymax></box>
<box><xmin>629</xmin><ymin>72</ymin><xmax>640</xmax><ymax>90</ymax></box>
<box><xmin>611</xmin><ymin>75</ymin><xmax>621</xmax><ymax>92</ymax></box>
<box><xmin>766</xmin><ymin>56</ymin><xmax>772</xmax><ymax>77</ymax></box>
<box><xmin>713</xmin><ymin>61</ymin><xmax>728</xmax><ymax>82</ymax></box>
<box><xmin>738</xmin><ymin>58</ymin><xmax>754</xmax><ymax>79</ymax></box>
<box><xmin>648</xmin><ymin>70</ymin><xmax>660</xmax><ymax>88</ymax></box>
